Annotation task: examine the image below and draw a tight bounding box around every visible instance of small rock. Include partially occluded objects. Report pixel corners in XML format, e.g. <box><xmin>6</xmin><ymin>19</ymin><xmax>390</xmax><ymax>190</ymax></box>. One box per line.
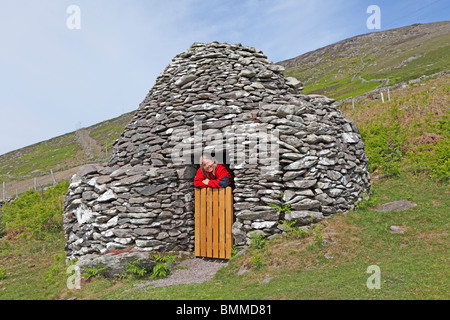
<box><xmin>175</xmin><ymin>75</ymin><xmax>198</xmax><ymax>87</ymax></box>
<box><xmin>260</xmin><ymin>277</ymin><xmax>273</xmax><ymax>284</ymax></box>
<box><xmin>390</xmin><ymin>226</ymin><xmax>407</xmax><ymax>234</ymax></box>
<box><xmin>285</xmin><ymin>77</ymin><xmax>303</xmax><ymax>88</ymax></box>
<box><xmin>97</xmin><ymin>189</ymin><xmax>117</xmax><ymax>203</ymax></box>
<box><xmin>376</xmin><ymin>200</ymin><xmax>417</xmax><ymax>212</ymax></box>
<box><xmin>237</xmin><ymin>265</ymin><xmax>251</xmax><ymax>275</ymax></box>
<box><xmin>240</xmin><ymin>69</ymin><xmax>256</xmax><ymax>78</ymax></box>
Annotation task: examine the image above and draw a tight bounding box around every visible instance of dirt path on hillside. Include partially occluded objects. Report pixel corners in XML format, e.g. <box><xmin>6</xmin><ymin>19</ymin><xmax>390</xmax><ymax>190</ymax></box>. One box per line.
<box><xmin>352</xmin><ymin>51</ymin><xmax>390</xmax><ymax>87</ymax></box>
<box><xmin>76</xmin><ymin>128</ymin><xmax>104</xmax><ymax>159</ymax></box>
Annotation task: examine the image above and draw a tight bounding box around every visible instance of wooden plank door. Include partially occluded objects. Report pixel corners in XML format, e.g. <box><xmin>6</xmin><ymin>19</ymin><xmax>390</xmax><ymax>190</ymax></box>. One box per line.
<box><xmin>195</xmin><ymin>187</ymin><xmax>233</xmax><ymax>259</ymax></box>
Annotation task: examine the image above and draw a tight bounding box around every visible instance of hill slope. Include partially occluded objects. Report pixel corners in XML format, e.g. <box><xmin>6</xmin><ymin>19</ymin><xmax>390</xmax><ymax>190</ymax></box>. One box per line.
<box><xmin>1</xmin><ymin>21</ymin><xmax>449</xmax><ymax>196</ymax></box>
<box><xmin>279</xmin><ymin>21</ymin><xmax>450</xmax><ymax>100</ymax></box>
<box><xmin>0</xmin><ymin>111</ymin><xmax>134</xmax><ymax>196</ymax></box>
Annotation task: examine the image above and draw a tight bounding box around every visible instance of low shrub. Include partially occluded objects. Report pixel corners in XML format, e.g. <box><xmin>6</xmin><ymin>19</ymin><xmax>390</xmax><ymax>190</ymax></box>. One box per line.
<box><xmin>0</xmin><ymin>180</ymin><xmax>69</xmax><ymax>239</ymax></box>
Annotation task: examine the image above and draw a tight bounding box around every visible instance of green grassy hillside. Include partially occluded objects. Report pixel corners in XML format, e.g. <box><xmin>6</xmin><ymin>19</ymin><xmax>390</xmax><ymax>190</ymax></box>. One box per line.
<box><xmin>0</xmin><ymin>111</ymin><xmax>134</xmax><ymax>191</ymax></box>
<box><xmin>1</xmin><ymin>174</ymin><xmax>448</xmax><ymax>300</ymax></box>
<box><xmin>280</xmin><ymin>21</ymin><xmax>450</xmax><ymax>100</ymax></box>
<box><xmin>340</xmin><ymin>73</ymin><xmax>449</xmax><ymax>182</ymax></box>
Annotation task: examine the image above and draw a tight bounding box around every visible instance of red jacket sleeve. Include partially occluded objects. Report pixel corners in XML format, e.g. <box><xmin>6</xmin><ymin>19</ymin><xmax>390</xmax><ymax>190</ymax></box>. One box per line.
<box><xmin>207</xmin><ymin>165</ymin><xmax>231</xmax><ymax>188</ymax></box>
<box><xmin>194</xmin><ymin>168</ymin><xmax>207</xmax><ymax>188</ymax></box>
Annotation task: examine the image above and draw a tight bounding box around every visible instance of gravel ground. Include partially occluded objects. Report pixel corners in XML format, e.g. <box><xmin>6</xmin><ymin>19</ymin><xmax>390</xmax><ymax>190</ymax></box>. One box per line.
<box><xmin>136</xmin><ymin>258</ymin><xmax>228</xmax><ymax>290</ymax></box>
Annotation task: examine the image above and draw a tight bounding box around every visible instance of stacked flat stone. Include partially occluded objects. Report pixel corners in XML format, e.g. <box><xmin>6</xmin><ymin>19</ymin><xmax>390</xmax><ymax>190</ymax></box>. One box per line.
<box><xmin>63</xmin><ymin>42</ymin><xmax>370</xmax><ymax>260</ymax></box>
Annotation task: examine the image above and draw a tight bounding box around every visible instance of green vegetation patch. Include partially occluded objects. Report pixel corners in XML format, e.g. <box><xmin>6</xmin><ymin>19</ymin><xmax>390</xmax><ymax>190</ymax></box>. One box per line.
<box><xmin>1</xmin><ymin>180</ymin><xmax>69</xmax><ymax>238</ymax></box>
<box><xmin>0</xmin><ymin>133</ymin><xmax>83</xmax><ymax>181</ymax></box>
<box><xmin>340</xmin><ymin>74</ymin><xmax>449</xmax><ymax>182</ymax></box>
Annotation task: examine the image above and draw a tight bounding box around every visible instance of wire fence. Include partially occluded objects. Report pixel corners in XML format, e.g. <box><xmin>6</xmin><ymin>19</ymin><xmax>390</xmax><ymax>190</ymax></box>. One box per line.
<box><xmin>1</xmin><ymin>170</ymin><xmax>55</xmax><ymax>203</ymax></box>
<box><xmin>0</xmin><ymin>155</ymin><xmax>113</xmax><ymax>203</ymax></box>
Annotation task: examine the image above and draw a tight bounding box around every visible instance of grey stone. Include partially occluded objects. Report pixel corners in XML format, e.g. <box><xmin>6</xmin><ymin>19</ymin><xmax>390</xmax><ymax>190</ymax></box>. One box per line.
<box><xmin>285</xmin><ymin>77</ymin><xmax>303</xmax><ymax>88</ymax></box>
<box><xmin>236</xmin><ymin>209</ymin><xmax>279</xmax><ymax>221</ymax></box>
<box><xmin>291</xmin><ymin>199</ymin><xmax>321</xmax><ymax>210</ymax></box>
<box><xmin>74</xmin><ymin>204</ymin><xmax>94</xmax><ymax>225</ymax></box>
<box><xmin>135</xmin><ymin>240</ymin><xmax>163</xmax><ymax>247</ymax></box>
<box><xmin>76</xmin><ymin>251</ymin><xmax>156</xmax><ymax>278</ymax></box>
<box><xmin>390</xmin><ymin>225</ymin><xmax>407</xmax><ymax>234</ymax></box>
<box><xmin>375</xmin><ymin>200</ymin><xmax>417</xmax><ymax>212</ymax></box>
<box><xmin>77</xmin><ymin>165</ymin><xmax>98</xmax><ymax>177</ymax></box>
<box><xmin>112</xmin><ymin>174</ymin><xmax>147</xmax><ymax>186</ymax></box>
<box><xmin>156</xmin><ymin>232</ymin><xmax>169</xmax><ymax>240</ymax></box>
<box><xmin>285</xmin><ymin>211</ymin><xmax>324</xmax><ymax>224</ymax></box>
<box><xmin>342</xmin><ymin>132</ymin><xmax>360</xmax><ymax>144</ymax></box>
<box><xmin>98</xmin><ymin>190</ymin><xmax>117</xmax><ymax>203</ymax></box>
<box><xmin>304</xmin><ymin>134</ymin><xmax>321</xmax><ymax>144</ymax></box>
<box><xmin>82</xmin><ymin>191</ymin><xmax>97</xmax><ymax>201</ymax></box>
<box><xmin>281</xmin><ymin>135</ymin><xmax>303</xmax><ymax>148</ymax></box>
<box><xmin>284</xmin><ymin>157</ymin><xmax>318</xmax><ymax>171</ymax></box>
<box><xmin>134</xmin><ymin>228</ymin><xmax>159</xmax><ymax>236</ymax></box>
<box><xmin>282</xmin><ymin>190</ymin><xmax>296</xmax><ymax>202</ymax></box>
<box><xmin>290</xmin><ymin>179</ymin><xmax>317</xmax><ymax>189</ymax></box>
<box><xmin>277</xmin><ymin>105</ymin><xmax>297</xmax><ymax>117</ymax></box>
<box><xmin>329</xmin><ymin>188</ymin><xmax>344</xmax><ymax>197</ymax></box>
<box><xmin>315</xmin><ymin>193</ymin><xmax>335</xmax><ymax>206</ymax></box>
<box><xmin>327</xmin><ymin>170</ymin><xmax>343</xmax><ymax>181</ymax></box>
<box><xmin>136</xmin><ymin>184</ymin><xmax>168</xmax><ymax>196</ymax></box>
<box><xmin>175</xmin><ymin>75</ymin><xmax>198</xmax><ymax>87</ymax></box>
<box><xmin>283</xmin><ymin>171</ymin><xmax>305</xmax><ymax>181</ymax></box>
<box><xmin>112</xmin><ymin>229</ymin><xmax>134</xmax><ymax>238</ymax></box>
<box><xmin>240</xmin><ymin>69</ymin><xmax>256</xmax><ymax>78</ymax></box>
<box><xmin>251</xmin><ymin>221</ymin><xmax>277</xmax><ymax>229</ymax></box>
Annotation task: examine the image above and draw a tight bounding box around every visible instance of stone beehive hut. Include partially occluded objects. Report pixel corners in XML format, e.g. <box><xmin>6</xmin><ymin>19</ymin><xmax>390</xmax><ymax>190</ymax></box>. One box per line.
<box><xmin>63</xmin><ymin>42</ymin><xmax>370</xmax><ymax>260</ymax></box>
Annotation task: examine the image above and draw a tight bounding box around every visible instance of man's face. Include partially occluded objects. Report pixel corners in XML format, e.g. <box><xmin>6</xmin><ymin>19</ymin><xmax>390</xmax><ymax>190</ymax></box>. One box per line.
<box><xmin>202</xmin><ymin>159</ymin><xmax>214</xmax><ymax>173</ymax></box>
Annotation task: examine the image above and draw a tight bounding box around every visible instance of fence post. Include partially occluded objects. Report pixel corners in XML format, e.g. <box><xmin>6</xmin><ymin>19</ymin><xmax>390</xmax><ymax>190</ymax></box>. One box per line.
<box><xmin>51</xmin><ymin>169</ymin><xmax>57</xmax><ymax>185</ymax></box>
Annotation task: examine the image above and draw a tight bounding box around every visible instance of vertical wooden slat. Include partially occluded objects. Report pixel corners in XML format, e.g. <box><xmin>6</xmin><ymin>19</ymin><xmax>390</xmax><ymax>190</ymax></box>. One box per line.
<box><xmin>219</xmin><ymin>188</ymin><xmax>226</xmax><ymax>259</ymax></box>
<box><xmin>225</xmin><ymin>187</ymin><xmax>233</xmax><ymax>259</ymax></box>
<box><xmin>195</xmin><ymin>188</ymin><xmax>201</xmax><ymax>257</ymax></box>
<box><xmin>213</xmin><ymin>188</ymin><xmax>219</xmax><ymax>258</ymax></box>
<box><xmin>200</xmin><ymin>188</ymin><xmax>207</xmax><ymax>257</ymax></box>
<box><xmin>206</xmin><ymin>188</ymin><xmax>213</xmax><ymax>257</ymax></box>
<box><xmin>195</xmin><ymin>187</ymin><xmax>233</xmax><ymax>259</ymax></box>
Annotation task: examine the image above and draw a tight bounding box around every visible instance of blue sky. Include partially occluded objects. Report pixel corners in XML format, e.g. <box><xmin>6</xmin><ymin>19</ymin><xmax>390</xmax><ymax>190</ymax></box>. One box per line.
<box><xmin>0</xmin><ymin>0</ymin><xmax>449</xmax><ymax>156</ymax></box>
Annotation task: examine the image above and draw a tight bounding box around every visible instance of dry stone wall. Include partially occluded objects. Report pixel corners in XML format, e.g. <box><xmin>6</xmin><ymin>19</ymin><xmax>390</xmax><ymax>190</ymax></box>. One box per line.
<box><xmin>63</xmin><ymin>42</ymin><xmax>370</xmax><ymax>260</ymax></box>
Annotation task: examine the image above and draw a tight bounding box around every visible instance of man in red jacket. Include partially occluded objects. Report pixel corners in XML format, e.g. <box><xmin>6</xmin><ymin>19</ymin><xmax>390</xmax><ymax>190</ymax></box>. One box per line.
<box><xmin>194</xmin><ymin>155</ymin><xmax>231</xmax><ymax>188</ymax></box>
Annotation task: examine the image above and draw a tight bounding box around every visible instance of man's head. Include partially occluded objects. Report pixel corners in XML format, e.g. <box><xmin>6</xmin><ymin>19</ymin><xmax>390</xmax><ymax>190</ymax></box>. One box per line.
<box><xmin>200</xmin><ymin>155</ymin><xmax>216</xmax><ymax>173</ymax></box>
